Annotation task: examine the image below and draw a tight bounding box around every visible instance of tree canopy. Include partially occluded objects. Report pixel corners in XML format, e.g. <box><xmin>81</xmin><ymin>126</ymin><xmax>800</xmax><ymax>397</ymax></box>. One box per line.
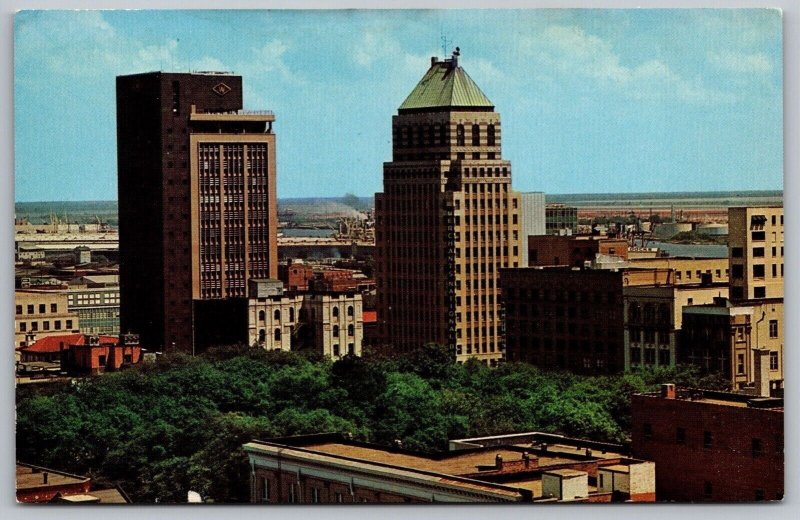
<box><xmin>16</xmin><ymin>344</ymin><xmax>725</xmax><ymax>503</ymax></box>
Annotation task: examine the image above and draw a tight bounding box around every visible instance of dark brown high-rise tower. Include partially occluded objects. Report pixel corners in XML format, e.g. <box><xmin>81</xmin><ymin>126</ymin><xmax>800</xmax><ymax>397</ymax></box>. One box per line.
<box><xmin>375</xmin><ymin>52</ymin><xmax>522</xmax><ymax>365</ymax></box>
<box><xmin>116</xmin><ymin>72</ymin><xmax>277</xmax><ymax>352</ymax></box>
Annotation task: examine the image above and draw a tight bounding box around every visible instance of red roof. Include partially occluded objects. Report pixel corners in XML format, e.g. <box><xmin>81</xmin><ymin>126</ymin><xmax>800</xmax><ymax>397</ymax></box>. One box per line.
<box><xmin>20</xmin><ymin>334</ymin><xmax>120</xmax><ymax>354</ymax></box>
<box><xmin>363</xmin><ymin>311</ymin><xmax>377</xmax><ymax>323</ymax></box>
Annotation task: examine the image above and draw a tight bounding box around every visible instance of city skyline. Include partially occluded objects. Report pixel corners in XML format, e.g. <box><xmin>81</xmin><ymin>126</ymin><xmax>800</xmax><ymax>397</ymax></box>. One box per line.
<box><xmin>15</xmin><ymin>9</ymin><xmax>783</xmax><ymax>202</ymax></box>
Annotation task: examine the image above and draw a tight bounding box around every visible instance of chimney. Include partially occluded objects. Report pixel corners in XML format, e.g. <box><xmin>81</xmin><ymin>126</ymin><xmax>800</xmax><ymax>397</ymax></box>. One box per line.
<box><xmin>585</xmin><ymin>448</ymin><xmax>592</xmax><ymax>458</ymax></box>
<box><xmin>661</xmin><ymin>383</ymin><xmax>676</xmax><ymax>399</ymax></box>
<box><xmin>753</xmin><ymin>349</ymin><xmax>771</xmax><ymax>397</ymax></box>
<box><xmin>43</xmin><ymin>472</ymin><xmax>48</xmax><ymax>484</ymax></box>
<box><xmin>431</xmin><ymin>56</ymin><xmax>438</xmax><ymax>67</ymax></box>
<box><xmin>541</xmin><ymin>443</ymin><xmax>548</xmax><ymax>453</ymax></box>
<box><xmin>495</xmin><ymin>454</ymin><xmax>503</xmax><ymax>470</ymax></box>
<box><xmin>522</xmin><ymin>452</ymin><xmax>530</xmax><ymax>468</ymax></box>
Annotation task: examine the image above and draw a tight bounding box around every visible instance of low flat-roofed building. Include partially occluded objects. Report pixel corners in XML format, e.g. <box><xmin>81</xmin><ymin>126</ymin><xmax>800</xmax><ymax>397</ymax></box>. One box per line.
<box><xmin>244</xmin><ymin>432</ymin><xmax>655</xmax><ymax>504</ymax></box>
<box><xmin>626</xmin><ymin>257</ymin><xmax>729</xmax><ymax>285</ymax></box>
<box><xmin>16</xmin><ymin>463</ymin><xmax>130</xmax><ymax>504</ymax></box>
<box><xmin>527</xmin><ymin>235</ymin><xmax>629</xmax><ymax>268</ymax></box>
<box><xmin>632</xmin><ymin>384</ymin><xmax>783</xmax><ymax>502</ymax></box>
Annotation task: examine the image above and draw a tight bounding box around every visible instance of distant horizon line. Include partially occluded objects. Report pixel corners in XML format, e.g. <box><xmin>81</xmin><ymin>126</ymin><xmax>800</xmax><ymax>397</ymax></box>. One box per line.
<box><xmin>13</xmin><ymin>188</ymin><xmax>785</xmax><ymax>205</ymax></box>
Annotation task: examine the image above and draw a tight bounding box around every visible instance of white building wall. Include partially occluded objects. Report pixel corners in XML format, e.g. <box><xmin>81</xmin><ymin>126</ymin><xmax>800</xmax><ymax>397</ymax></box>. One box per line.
<box><xmin>519</xmin><ymin>192</ymin><xmax>546</xmax><ymax>266</ymax></box>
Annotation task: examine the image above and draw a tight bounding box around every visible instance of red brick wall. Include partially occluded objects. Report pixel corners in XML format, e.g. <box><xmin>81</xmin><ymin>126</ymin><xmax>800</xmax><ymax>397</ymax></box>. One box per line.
<box><xmin>631</xmin><ymin>394</ymin><xmax>784</xmax><ymax>502</ymax></box>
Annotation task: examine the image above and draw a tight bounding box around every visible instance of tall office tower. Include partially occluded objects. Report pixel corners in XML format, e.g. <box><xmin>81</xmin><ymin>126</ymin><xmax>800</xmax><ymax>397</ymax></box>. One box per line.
<box><xmin>728</xmin><ymin>206</ymin><xmax>784</xmax><ymax>301</ymax></box>
<box><xmin>116</xmin><ymin>72</ymin><xmax>277</xmax><ymax>352</ymax></box>
<box><xmin>375</xmin><ymin>51</ymin><xmax>521</xmax><ymax>365</ymax></box>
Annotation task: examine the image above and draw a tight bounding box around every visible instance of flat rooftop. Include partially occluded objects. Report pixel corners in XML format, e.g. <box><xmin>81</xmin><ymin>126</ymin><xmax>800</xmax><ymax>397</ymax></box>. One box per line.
<box><xmin>636</xmin><ymin>389</ymin><xmax>783</xmax><ymax>410</ymax></box>
<box><xmin>16</xmin><ymin>464</ymin><xmax>88</xmax><ymax>490</ymax></box>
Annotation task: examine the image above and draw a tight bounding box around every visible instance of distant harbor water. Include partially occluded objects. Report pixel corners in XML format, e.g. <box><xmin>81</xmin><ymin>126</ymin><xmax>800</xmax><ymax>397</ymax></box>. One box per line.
<box><xmin>281</xmin><ymin>228</ymin><xmax>336</xmax><ymax>238</ymax></box>
<box><xmin>650</xmin><ymin>241</ymin><xmax>728</xmax><ymax>258</ymax></box>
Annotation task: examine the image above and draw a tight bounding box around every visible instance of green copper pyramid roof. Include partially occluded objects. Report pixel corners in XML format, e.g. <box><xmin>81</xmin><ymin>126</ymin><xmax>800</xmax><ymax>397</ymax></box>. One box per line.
<box><xmin>398</xmin><ymin>60</ymin><xmax>494</xmax><ymax>112</ymax></box>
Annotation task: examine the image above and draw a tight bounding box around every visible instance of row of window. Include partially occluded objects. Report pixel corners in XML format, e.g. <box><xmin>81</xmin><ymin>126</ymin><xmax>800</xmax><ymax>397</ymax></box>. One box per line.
<box><xmin>17</xmin><ymin>319</ymin><xmax>74</xmax><ymax>332</ymax></box>
<box><xmin>643</xmin><ymin>423</ymin><xmax>779</xmax><ymax>457</ymax></box>
<box><xmin>630</xmin><ymin>347</ymin><xmax>671</xmax><ymax>365</ymax></box>
<box><xmin>731</xmin><ymin>263</ymin><xmax>784</xmax><ymax>279</ymax></box>
<box><xmin>15</xmin><ymin>303</ymin><xmax>58</xmax><ymax>315</ymax></box>
<box><xmin>257</xmin><ymin>477</ymin><xmax>373</xmax><ymax>503</ymax></box>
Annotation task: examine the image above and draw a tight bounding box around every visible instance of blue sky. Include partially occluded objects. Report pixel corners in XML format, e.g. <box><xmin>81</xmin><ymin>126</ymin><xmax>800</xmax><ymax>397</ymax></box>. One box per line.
<box><xmin>14</xmin><ymin>9</ymin><xmax>783</xmax><ymax>201</ymax></box>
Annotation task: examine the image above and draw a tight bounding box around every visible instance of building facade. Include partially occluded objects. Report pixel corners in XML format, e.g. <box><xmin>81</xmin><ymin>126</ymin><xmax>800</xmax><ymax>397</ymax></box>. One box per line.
<box><xmin>518</xmin><ymin>192</ymin><xmax>546</xmax><ymax>266</ymax></box>
<box><xmin>631</xmin><ymin>385</ymin><xmax>783</xmax><ymax>502</ymax></box>
<box><xmin>14</xmin><ymin>290</ymin><xmax>80</xmax><ymax>350</ymax></box>
<box><xmin>500</xmin><ymin>268</ymin><xmax>624</xmax><ymax>374</ymax></box>
<box><xmin>375</xmin><ymin>52</ymin><xmax>521</xmax><ymax>365</ymax></box>
<box><xmin>623</xmin><ymin>283</ymin><xmax>728</xmax><ymax>371</ymax></box>
<box><xmin>116</xmin><ymin>72</ymin><xmax>277</xmax><ymax>352</ymax></box>
<box><xmin>248</xmin><ymin>280</ymin><xmax>364</xmax><ymax>358</ymax></box>
<box><xmin>545</xmin><ymin>204</ymin><xmax>578</xmax><ymax>235</ymax></box>
<box><xmin>66</xmin><ymin>286</ymin><xmax>121</xmax><ymax>335</ymax></box>
<box><xmin>728</xmin><ymin>206</ymin><xmax>783</xmax><ymax>301</ymax></box>
<box><xmin>680</xmin><ymin>297</ymin><xmax>783</xmax><ymax>393</ymax></box>
<box><xmin>625</xmin><ymin>257</ymin><xmax>729</xmax><ymax>285</ymax></box>
<box><xmin>527</xmin><ymin>235</ymin><xmax>629</xmax><ymax>268</ymax></box>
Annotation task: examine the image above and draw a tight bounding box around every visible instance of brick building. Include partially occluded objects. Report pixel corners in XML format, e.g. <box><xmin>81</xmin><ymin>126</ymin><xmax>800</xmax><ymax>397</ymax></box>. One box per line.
<box><xmin>375</xmin><ymin>51</ymin><xmax>522</xmax><ymax>364</ymax></box>
<box><xmin>527</xmin><ymin>235</ymin><xmax>629</xmax><ymax>267</ymax></box>
<box><xmin>17</xmin><ymin>333</ymin><xmax>142</xmax><ymax>375</ymax></box>
<box><xmin>631</xmin><ymin>385</ymin><xmax>783</xmax><ymax>502</ymax></box>
<box><xmin>17</xmin><ymin>463</ymin><xmax>130</xmax><ymax>503</ymax></box>
<box><xmin>500</xmin><ymin>268</ymin><xmax>624</xmax><ymax>373</ymax></box>
<box><xmin>116</xmin><ymin>72</ymin><xmax>277</xmax><ymax>353</ymax></box>
<box><xmin>244</xmin><ymin>433</ymin><xmax>655</xmax><ymax>504</ymax></box>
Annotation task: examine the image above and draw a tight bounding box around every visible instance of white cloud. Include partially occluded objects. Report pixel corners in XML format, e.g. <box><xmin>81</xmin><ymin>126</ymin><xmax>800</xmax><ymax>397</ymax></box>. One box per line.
<box><xmin>708</xmin><ymin>50</ymin><xmax>773</xmax><ymax>74</ymax></box>
<box><xmin>523</xmin><ymin>24</ymin><xmax>736</xmax><ymax>105</ymax></box>
<box><xmin>240</xmin><ymin>39</ymin><xmax>303</xmax><ymax>85</ymax></box>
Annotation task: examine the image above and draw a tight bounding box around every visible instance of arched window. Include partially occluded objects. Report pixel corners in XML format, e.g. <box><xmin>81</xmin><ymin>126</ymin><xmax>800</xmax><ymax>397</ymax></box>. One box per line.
<box><xmin>348</xmin><ymin>324</ymin><xmax>354</xmax><ymax>337</ymax></box>
<box><xmin>644</xmin><ymin>304</ymin><xmax>655</xmax><ymax>324</ymax></box>
<box><xmin>333</xmin><ymin>325</ymin><xmax>339</xmax><ymax>337</ymax></box>
<box><xmin>347</xmin><ymin>305</ymin><xmax>354</xmax><ymax>317</ymax></box>
<box><xmin>628</xmin><ymin>303</ymin><xmax>641</xmax><ymax>323</ymax></box>
<box><xmin>487</xmin><ymin>124</ymin><xmax>496</xmax><ymax>146</ymax></box>
<box><xmin>332</xmin><ymin>307</ymin><xmax>339</xmax><ymax>318</ymax></box>
<box><xmin>472</xmin><ymin>124</ymin><xmax>480</xmax><ymax>146</ymax></box>
<box><xmin>258</xmin><ymin>329</ymin><xmax>266</xmax><ymax>343</ymax></box>
<box><xmin>258</xmin><ymin>310</ymin><xmax>265</xmax><ymax>321</ymax></box>
<box><xmin>274</xmin><ymin>328</ymin><xmax>281</xmax><ymax>342</ymax></box>
<box><xmin>274</xmin><ymin>309</ymin><xmax>281</xmax><ymax>322</ymax></box>
<box><xmin>289</xmin><ymin>307</ymin><xmax>295</xmax><ymax>322</ymax></box>
<box><xmin>440</xmin><ymin>124</ymin><xmax>447</xmax><ymax>145</ymax></box>
<box><xmin>658</xmin><ymin>304</ymin><xmax>670</xmax><ymax>324</ymax></box>
<box><xmin>456</xmin><ymin>124</ymin><xmax>465</xmax><ymax>146</ymax></box>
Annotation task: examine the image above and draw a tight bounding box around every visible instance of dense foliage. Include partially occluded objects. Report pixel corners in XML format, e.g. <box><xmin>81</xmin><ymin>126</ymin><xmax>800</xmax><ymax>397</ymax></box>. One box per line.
<box><xmin>16</xmin><ymin>344</ymin><xmax>726</xmax><ymax>503</ymax></box>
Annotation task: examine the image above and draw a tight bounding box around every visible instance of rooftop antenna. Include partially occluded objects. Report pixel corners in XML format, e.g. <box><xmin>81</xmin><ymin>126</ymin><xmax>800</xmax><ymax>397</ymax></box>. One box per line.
<box><xmin>441</xmin><ymin>34</ymin><xmax>450</xmax><ymax>58</ymax></box>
